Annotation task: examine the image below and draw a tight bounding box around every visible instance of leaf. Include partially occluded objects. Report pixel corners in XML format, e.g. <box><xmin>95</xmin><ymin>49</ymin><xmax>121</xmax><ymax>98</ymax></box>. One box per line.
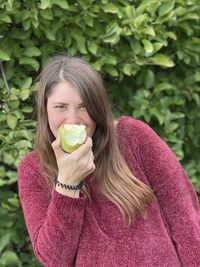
<box><xmin>146</xmin><ymin>1</ymin><xmax>160</xmax><ymax>16</ymax></box>
<box><xmin>87</xmin><ymin>40</ymin><xmax>98</xmax><ymax>55</ymax></box>
<box><xmin>104</xmin><ymin>34</ymin><xmax>120</xmax><ymax>44</ymax></box>
<box><xmin>39</xmin><ymin>0</ymin><xmax>51</xmax><ymax>9</ymax></box>
<box><xmin>123</xmin><ymin>64</ymin><xmax>132</xmax><ymax>76</ymax></box>
<box><xmin>83</xmin><ymin>16</ymin><xmax>94</xmax><ymax>27</ymax></box>
<box><xmin>171</xmin><ymin>143</ymin><xmax>184</xmax><ymax>160</ymax></box>
<box><xmin>8</xmin><ymin>100</ymin><xmax>20</xmax><ymax>109</ymax></box>
<box><xmin>195</xmin><ymin>71</ymin><xmax>200</xmax><ymax>82</ymax></box>
<box><xmin>145</xmin><ymin>70</ymin><xmax>155</xmax><ymax>89</ymax></box>
<box><xmin>52</xmin><ymin>0</ymin><xmax>69</xmax><ymax>9</ymax></box>
<box><xmin>21</xmin><ymin>77</ymin><xmax>32</xmax><ymax>89</ymax></box>
<box><xmin>165</xmin><ymin>31</ymin><xmax>177</xmax><ymax>40</ymax></box>
<box><xmin>77</xmin><ymin>0</ymin><xmax>91</xmax><ymax>10</ymax></box>
<box><xmin>0</xmin><ymin>14</ymin><xmax>11</xmax><ymax>23</ymax></box>
<box><xmin>10</xmin><ymin>29</ymin><xmax>31</xmax><ymax>40</ymax></box>
<box><xmin>40</xmin><ymin>9</ymin><xmax>53</xmax><ymax>20</ymax></box>
<box><xmin>153</xmin><ymin>42</ymin><xmax>164</xmax><ymax>53</ymax></box>
<box><xmin>102</xmin><ymin>3</ymin><xmax>118</xmax><ymax>14</ymax></box>
<box><xmin>91</xmin><ymin>61</ymin><xmax>101</xmax><ymax>71</ymax></box>
<box><xmin>6</xmin><ymin>0</ymin><xmax>14</xmax><ymax>10</ymax></box>
<box><xmin>20</xmin><ymin>89</ymin><xmax>30</xmax><ymax>100</ymax></box>
<box><xmin>142</xmin><ymin>39</ymin><xmax>154</xmax><ymax>55</ymax></box>
<box><xmin>134</xmin><ymin>14</ymin><xmax>148</xmax><ymax>28</ymax></box>
<box><xmin>105</xmin><ymin>22</ymin><xmax>120</xmax><ymax>37</ymax></box>
<box><xmin>6</xmin><ymin>114</ymin><xmax>18</xmax><ymax>129</ymax></box>
<box><xmin>104</xmin><ymin>66</ymin><xmax>118</xmax><ymax>77</ymax></box>
<box><xmin>22</xmin><ymin>19</ymin><xmax>31</xmax><ymax>31</ymax></box>
<box><xmin>99</xmin><ymin>55</ymin><xmax>117</xmax><ymax>66</ymax></box>
<box><xmin>159</xmin><ymin>1</ymin><xmax>175</xmax><ymax>17</ymax></box>
<box><xmin>21</xmin><ymin>10</ymin><xmax>31</xmax><ymax>20</ymax></box>
<box><xmin>135</xmin><ymin>57</ymin><xmax>146</xmax><ymax>66</ymax></box>
<box><xmin>0</xmin><ymin>117</ymin><xmax>7</xmax><ymax>128</ymax></box>
<box><xmin>181</xmin><ymin>13</ymin><xmax>199</xmax><ymax>21</ymax></box>
<box><xmin>0</xmin><ymin>250</ymin><xmax>21</xmax><ymax>266</ymax></box>
<box><xmin>130</xmin><ymin>40</ymin><xmax>142</xmax><ymax>55</ymax></box>
<box><xmin>140</xmin><ymin>27</ymin><xmax>155</xmax><ymax>36</ymax></box>
<box><xmin>15</xmin><ymin>140</ymin><xmax>33</xmax><ymax>149</ymax></box>
<box><xmin>23</xmin><ymin>46</ymin><xmax>41</xmax><ymax>57</ymax></box>
<box><xmin>21</xmin><ymin>106</ymin><xmax>34</xmax><ymax>113</ymax></box>
<box><xmin>72</xmin><ymin>34</ymin><xmax>87</xmax><ymax>54</ymax></box>
<box><xmin>64</xmin><ymin>32</ymin><xmax>72</xmax><ymax>48</ymax></box>
<box><xmin>148</xmin><ymin>54</ymin><xmax>175</xmax><ymax>67</ymax></box>
<box><xmin>45</xmin><ymin>29</ymin><xmax>56</xmax><ymax>41</ymax></box>
<box><xmin>0</xmin><ymin>49</ymin><xmax>10</xmax><ymax>61</ymax></box>
<box><xmin>150</xmin><ymin>108</ymin><xmax>165</xmax><ymax>125</ymax></box>
<box><xmin>19</xmin><ymin>57</ymin><xmax>40</xmax><ymax>71</ymax></box>
<box><xmin>192</xmin><ymin>93</ymin><xmax>200</xmax><ymax>106</ymax></box>
<box><xmin>31</xmin><ymin>10</ymin><xmax>39</xmax><ymax>28</ymax></box>
<box><xmin>125</xmin><ymin>5</ymin><xmax>135</xmax><ymax>19</ymax></box>
<box><xmin>166</xmin><ymin>122</ymin><xmax>179</xmax><ymax>133</ymax></box>
<box><xmin>123</xmin><ymin>26</ymin><xmax>132</xmax><ymax>36</ymax></box>
<box><xmin>0</xmin><ymin>233</ymin><xmax>12</xmax><ymax>254</ymax></box>
<box><xmin>103</xmin><ymin>22</ymin><xmax>122</xmax><ymax>44</ymax></box>
<box><xmin>154</xmin><ymin>82</ymin><xmax>173</xmax><ymax>93</ymax></box>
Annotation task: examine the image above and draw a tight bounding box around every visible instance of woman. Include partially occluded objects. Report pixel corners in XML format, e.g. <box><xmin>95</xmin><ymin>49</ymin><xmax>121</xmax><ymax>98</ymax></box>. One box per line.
<box><xmin>18</xmin><ymin>55</ymin><xmax>200</xmax><ymax>267</ymax></box>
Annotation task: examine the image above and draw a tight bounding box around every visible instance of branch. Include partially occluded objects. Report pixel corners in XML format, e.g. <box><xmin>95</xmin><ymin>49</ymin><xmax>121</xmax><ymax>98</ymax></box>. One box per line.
<box><xmin>0</xmin><ymin>60</ymin><xmax>10</xmax><ymax>94</ymax></box>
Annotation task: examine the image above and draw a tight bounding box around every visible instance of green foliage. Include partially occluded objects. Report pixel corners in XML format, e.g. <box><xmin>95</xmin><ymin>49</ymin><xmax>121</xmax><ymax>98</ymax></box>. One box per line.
<box><xmin>0</xmin><ymin>189</ymin><xmax>42</xmax><ymax>266</ymax></box>
<box><xmin>0</xmin><ymin>0</ymin><xmax>200</xmax><ymax>265</ymax></box>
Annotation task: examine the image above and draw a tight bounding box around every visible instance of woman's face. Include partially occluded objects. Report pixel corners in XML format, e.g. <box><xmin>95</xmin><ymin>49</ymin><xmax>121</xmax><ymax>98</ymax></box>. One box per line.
<box><xmin>47</xmin><ymin>81</ymin><xmax>96</xmax><ymax>138</ymax></box>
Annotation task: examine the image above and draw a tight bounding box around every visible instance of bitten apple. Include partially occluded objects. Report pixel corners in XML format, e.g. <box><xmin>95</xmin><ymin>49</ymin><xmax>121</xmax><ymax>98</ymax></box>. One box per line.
<box><xmin>58</xmin><ymin>124</ymin><xmax>87</xmax><ymax>153</ymax></box>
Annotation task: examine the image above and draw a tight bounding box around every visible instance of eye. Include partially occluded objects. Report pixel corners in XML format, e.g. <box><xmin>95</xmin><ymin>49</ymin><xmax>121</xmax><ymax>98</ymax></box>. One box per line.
<box><xmin>78</xmin><ymin>104</ymin><xmax>86</xmax><ymax>112</ymax></box>
<box><xmin>55</xmin><ymin>104</ymin><xmax>67</xmax><ymax>109</ymax></box>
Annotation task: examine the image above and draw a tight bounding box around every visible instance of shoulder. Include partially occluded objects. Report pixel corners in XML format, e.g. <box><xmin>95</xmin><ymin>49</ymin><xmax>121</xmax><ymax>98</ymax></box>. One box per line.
<box><xmin>115</xmin><ymin>116</ymin><xmax>169</xmax><ymax>162</ymax></box>
<box><xmin>116</xmin><ymin>116</ymin><xmax>171</xmax><ymax>155</ymax></box>
<box><xmin>18</xmin><ymin>150</ymin><xmax>40</xmax><ymax>172</ymax></box>
<box><xmin>17</xmin><ymin>150</ymin><xmax>45</xmax><ymax>191</ymax></box>
<box><xmin>116</xmin><ymin>115</ymin><xmax>154</xmax><ymax>142</ymax></box>
<box><xmin>115</xmin><ymin>116</ymin><xmax>157</xmax><ymax>162</ymax></box>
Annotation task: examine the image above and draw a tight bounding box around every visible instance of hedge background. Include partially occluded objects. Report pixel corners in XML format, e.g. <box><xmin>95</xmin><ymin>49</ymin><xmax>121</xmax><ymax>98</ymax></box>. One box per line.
<box><xmin>0</xmin><ymin>0</ymin><xmax>200</xmax><ymax>266</ymax></box>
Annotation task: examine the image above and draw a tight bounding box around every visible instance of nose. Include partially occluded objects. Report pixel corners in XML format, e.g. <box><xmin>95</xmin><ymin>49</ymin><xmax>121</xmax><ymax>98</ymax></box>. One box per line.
<box><xmin>64</xmin><ymin>108</ymin><xmax>81</xmax><ymax>125</ymax></box>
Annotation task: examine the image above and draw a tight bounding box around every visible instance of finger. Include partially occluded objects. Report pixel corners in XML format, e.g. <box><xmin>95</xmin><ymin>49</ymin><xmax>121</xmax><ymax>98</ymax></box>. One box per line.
<box><xmin>52</xmin><ymin>135</ymin><xmax>64</xmax><ymax>157</ymax></box>
<box><xmin>85</xmin><ymin>136</ymin><xmax>93</xmax><ymax>147</ymax></box>
<box><xmin>72</xmin><ymin>137</ymin><xmax>93</xmax><ymax>158</ymax></box>
<box><xmin>87</xmin><ymin>161</ymin><xmax>96</xmax><ymax>174</ymax></box>
<box><xmin>89</xmin><ymin>150</ymin><xmax>94</xmax><ymax>161</ymax></box>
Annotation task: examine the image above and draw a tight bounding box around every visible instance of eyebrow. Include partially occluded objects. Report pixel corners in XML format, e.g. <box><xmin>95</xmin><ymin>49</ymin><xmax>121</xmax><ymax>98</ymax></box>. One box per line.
<box><xmin>52</xmin><ymin>102</ymin><xmax>84</xmax><ymax>106</ymax></box>
<box><xmin>52</xmin><ymin>102</ymin><xmax>68</xmax><ymax>105</ymax></box>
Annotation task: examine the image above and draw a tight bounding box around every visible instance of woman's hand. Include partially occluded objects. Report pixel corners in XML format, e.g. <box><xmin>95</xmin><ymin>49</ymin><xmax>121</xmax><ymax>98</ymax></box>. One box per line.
<box><xmin>52</xmin><ymin>135</ymin><xmax>95</xmax><ymax>186</ymax></box>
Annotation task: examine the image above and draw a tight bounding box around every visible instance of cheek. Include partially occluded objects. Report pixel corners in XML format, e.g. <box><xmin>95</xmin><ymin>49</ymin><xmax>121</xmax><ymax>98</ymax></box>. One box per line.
<box><xmin>47</xmin><ymin>110</ymin><xmax>63</xmax><ymax>136</ymax></box>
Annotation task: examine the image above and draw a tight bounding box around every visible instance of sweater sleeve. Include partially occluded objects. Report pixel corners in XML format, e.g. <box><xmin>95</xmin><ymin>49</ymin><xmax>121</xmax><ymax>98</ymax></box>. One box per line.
<box><xmin>132</xmin><ymin>120</ymin><xmax>200</xmax><ymax>266</ymax></box>
<box><xmin>18</xmin><ymin>152</ymin><xmax>86</xmax><ymax>267</ymax></box>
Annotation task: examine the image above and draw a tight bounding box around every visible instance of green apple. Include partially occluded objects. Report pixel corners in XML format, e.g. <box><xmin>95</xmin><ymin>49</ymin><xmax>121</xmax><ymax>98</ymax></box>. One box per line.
<box><xmin>58</xmin><ymin>124</ymin><xmax>87</xmax><ymax>153</ymax></box>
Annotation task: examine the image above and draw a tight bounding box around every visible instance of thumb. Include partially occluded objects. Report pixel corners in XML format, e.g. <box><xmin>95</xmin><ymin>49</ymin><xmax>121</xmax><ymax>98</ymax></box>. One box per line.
<box><xmin>51</xmin><ymin>135</ymin><xmax>63</xmax><ymax>156</ymax></box>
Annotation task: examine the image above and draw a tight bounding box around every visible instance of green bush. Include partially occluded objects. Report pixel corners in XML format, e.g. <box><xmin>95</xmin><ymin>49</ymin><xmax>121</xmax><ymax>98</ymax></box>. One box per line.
<box><xmin>0</xmin><ymin>0</ymin><xmax>200</xmax><ymax>265</ymax></box>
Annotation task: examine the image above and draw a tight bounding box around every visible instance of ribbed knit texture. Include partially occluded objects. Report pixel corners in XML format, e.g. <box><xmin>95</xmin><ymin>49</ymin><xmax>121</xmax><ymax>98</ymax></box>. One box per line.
<box><xmin>18</xmin><ymin>116</ymin><xmax>200</xmax><ymax>267</ymax></box>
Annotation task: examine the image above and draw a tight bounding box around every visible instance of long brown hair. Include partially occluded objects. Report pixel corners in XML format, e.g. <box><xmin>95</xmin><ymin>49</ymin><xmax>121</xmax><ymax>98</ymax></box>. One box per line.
<box><xmin>35</xmin><ymin>55</ymin><xmax>154</xmax><ymax>224</ymax></box>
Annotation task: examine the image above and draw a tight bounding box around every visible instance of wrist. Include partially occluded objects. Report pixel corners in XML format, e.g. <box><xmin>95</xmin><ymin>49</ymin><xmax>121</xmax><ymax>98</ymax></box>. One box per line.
<box><xmin>54</xmin><ymin>178</ymin><xmax>83</xmax><ymax>190</ymax></box>
<box><xmin>57</xmin><ymin>174</ymin><xmax>81</xmax><ymax>186</ymax></box>
<box><xmin>55</xmin><ymin>185</ymin><xmax>80</xmax><ymax>198</ymax></box>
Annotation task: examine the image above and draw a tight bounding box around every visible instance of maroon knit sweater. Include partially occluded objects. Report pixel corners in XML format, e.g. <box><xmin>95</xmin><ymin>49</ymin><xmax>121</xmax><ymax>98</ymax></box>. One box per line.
<box><xmin>18</xmin><ymin>116</ymin><xmax>200</xmax><ymax>267</ymax></box>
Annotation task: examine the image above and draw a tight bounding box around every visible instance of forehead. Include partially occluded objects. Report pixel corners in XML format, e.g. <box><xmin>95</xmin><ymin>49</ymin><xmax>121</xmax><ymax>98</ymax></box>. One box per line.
<box><xmin>48</xmin><ymin>81</ymin><xmax>82</xmax><ymax>102</ymax></box>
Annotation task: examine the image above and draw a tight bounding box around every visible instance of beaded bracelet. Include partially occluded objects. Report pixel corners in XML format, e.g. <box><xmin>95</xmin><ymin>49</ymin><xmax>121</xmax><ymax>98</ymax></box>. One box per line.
<box><xmin>54</xmin><ymin>178</ymin><xmax>84</xmax><ymax>190</ymax></box>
